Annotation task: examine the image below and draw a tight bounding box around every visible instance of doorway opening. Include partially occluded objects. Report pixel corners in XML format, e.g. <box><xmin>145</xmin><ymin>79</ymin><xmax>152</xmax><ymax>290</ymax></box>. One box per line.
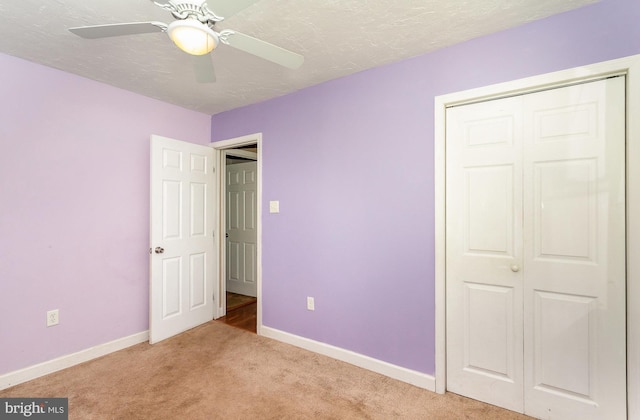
<box><xmin>211</xmin><ymin>133</ymin><xmax>262</xmax><ymax>334</ymax></box>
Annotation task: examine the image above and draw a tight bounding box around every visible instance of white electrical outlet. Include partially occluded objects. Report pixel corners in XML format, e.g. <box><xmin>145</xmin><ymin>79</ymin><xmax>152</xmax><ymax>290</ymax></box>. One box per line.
<box><xmin>307</xmin><ymin>297</ymin><xmax>315</xmax><ymax>311</ymax></box>
<box><xmin>47</xmin><ymin>309</ymin><xmax>59</xmax><ymax>327</ymax></box>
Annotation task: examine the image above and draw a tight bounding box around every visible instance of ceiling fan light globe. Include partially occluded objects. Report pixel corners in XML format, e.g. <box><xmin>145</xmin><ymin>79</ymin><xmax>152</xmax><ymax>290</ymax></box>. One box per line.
<box><xmin>167</xmin><ymin>19</ymin><xmax>218</xmax><ymax>56</ymax></box>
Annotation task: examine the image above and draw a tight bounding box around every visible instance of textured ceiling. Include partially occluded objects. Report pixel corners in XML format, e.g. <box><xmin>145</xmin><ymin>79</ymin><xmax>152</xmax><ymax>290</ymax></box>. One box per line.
<box><xmin>0</xmin><ymin>0</ymin><xmax>596</xmax><ymax>115</ymax></box>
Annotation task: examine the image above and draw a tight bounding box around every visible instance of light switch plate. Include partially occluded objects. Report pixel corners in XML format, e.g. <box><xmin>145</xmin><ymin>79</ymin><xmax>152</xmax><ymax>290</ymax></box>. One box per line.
<box><xmin>269</xmin><ymin>200</ymin><xmax>280</xmax><ymax>213</ymax></box>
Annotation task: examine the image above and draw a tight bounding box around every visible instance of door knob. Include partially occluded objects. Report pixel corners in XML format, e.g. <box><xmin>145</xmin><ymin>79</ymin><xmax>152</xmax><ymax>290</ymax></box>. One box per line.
<box><xmin>511</xmin><ymin>264</ymin><xmax>520</xmax><ymax>272</ymax></box>
<box><xmin>154</xmin><ymin>247</ymin><xmax>165</xmax><ymax>254</ymax></box>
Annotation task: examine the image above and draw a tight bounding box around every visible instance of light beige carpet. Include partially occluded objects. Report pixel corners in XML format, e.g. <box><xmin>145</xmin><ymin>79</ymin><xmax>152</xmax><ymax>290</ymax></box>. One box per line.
<box><xmin>0</xmin><ymin>321</ymin><xmax>532</xmax><ymax>419</ymax></box>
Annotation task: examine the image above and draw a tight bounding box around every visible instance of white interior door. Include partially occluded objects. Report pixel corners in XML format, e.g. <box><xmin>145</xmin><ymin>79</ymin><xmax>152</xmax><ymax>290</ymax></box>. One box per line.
<box><xmin>522</xmin><ymin>77</ymin><xmax>626</xmax><ymax>419</ymax></box>
<box><xmin>446</xmin><ymin>77</ymin><xmax>626</xmax><ymax>418</ymax></box>
<box><xmin>150</xmin><ymin>135</ymin><xmax>215</xmax><ymax>344</ymax></box>
<box><xmin>445</xmin><ymin>95</ymin><xmax>525</xmax><ymax>412</ymax></box>
<box><xmin>225</xmin><ymin>161</ymin><xmax>257</xmax><ymax>297</ymax></box>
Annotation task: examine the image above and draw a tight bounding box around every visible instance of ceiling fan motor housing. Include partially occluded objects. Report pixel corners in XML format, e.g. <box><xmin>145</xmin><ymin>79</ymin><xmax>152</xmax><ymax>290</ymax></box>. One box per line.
<box><xmin>165</xmin><ymin>0</ymin><xmax>222</xmax><ymax>25</ymax></box>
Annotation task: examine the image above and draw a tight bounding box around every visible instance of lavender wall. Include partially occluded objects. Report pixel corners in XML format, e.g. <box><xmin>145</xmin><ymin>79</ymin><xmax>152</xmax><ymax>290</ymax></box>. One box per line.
<box><xmin>211</xmin><ymin>0</ymin><xmax>640</xmax><ymax>375</ymax></box>
<box><xmin>0</xmin><ymin>54</ymin><xmax>211</xmax><ymax>375</ymax></box>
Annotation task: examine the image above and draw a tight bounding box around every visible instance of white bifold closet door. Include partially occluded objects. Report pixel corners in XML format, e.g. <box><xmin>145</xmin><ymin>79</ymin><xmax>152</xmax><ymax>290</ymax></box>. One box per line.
<box><xmin>446</xmin><ymin>76</ymin><xmax>626</xmax><ymax>419</ymax></box>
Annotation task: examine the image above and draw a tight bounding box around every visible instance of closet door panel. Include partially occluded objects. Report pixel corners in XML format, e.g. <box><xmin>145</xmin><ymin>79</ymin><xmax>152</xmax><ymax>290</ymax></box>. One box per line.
<box><xmin>446</xmin><ymin>96</ymin><xmax>525</xmax><ymax>412</ymax></box>
<box><xmin>522</xmin><ymin>77</ymin><xmax>626</xmax><ymax>420</ymax></box>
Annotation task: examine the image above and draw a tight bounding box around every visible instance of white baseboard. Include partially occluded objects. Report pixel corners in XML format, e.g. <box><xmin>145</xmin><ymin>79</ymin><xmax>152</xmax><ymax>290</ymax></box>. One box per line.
<box><xmin>260</xmin><ymin>326</ymin><xmax>436</xmax><ymax>391</ymax></box>
<box><xmin>2</xmin><ymin>328</ymin><xmax>435</xmax><ymax>393</ymax></box>
<box><xmin>0</xmin><ymin>331</ymin><xmax>149</xmax><ymax>391</ymax></box>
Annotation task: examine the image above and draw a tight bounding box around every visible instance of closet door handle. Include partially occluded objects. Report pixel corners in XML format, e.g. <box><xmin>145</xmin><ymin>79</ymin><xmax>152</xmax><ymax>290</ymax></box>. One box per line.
<box><xmin>511</xmin><ymin>264</ymin><xmax>520</xmax><ymax>272</ymax></box>
<box><xmin>154</xmin><ymin>247</ymin><xmax>165</xmax><ymax>254</ymax></box>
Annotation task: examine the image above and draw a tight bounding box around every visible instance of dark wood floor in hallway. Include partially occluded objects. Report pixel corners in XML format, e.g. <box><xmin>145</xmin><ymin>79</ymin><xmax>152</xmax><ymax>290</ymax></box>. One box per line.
<box><xmin>216</xmin><ymin>301</ymin><xmax>256</xmax><ymax>333</ymax></box>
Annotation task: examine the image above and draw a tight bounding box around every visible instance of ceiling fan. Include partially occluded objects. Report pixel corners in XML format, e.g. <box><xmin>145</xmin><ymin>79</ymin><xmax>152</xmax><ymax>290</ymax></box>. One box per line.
<box><xmin>68</xmin><ymin>0</ymin><xmax>304</xmax><ymax>83</ymax></box>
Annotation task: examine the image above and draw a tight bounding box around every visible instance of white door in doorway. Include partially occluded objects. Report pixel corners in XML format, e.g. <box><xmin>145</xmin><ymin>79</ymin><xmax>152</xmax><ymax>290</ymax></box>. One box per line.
<box><xmin>149</xmin><ymin>135</ymin><xmax>215</xmax><ymax>344</ymax></box>
<box><xmin>226</xmin><ymin>161</ymin><xmax>258</xmax><ymax>297</ymax></box>
<box><xmin>446</xmin><ymin>77</ymin><xmax>626</xmax><ymax>419</ymax></box>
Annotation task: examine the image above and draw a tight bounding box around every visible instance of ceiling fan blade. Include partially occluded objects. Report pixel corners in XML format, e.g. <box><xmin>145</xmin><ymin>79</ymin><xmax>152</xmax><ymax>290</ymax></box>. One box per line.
<box><xmin>69</xmin><ymin>22</ymin><xmax>167</xmax><ymax>39</ymax></box>
<box><xmin>192</xmin><ymin>54</ymin><xmax>216</xmax><ymax>83</ymax></box>
<box><xmin>204</xmin><ymin>0</ymin><xmax>260</xmax><ymax>19</ymax></box>
<box><xmin>222</xmin><ymin>31</ymin><xmax>304</xmax><ymax>70</ymax></box>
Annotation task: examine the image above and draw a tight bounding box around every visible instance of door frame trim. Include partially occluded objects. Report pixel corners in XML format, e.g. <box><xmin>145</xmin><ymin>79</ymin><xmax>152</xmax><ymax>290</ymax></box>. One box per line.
<box><xmin>210</xmin><ymin>133</ymin><xmax>263</xmax><ymax>333</ymax></box>
<box><xmin>434</xmin><ymin>54</ymin><xmax>640</xmax><ymax>417</ymax></box>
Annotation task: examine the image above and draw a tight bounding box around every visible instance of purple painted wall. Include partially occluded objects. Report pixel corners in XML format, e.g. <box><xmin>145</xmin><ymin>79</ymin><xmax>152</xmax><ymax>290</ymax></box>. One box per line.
<box><xmin>211</xmin><ymin>0</ymin><xmax>640</xmax><ymax>375</ymax></box>
<box><xmin>0</xmin><ymin>54</ymin><xmax>211</xmax><ymax>375</ymax></box>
